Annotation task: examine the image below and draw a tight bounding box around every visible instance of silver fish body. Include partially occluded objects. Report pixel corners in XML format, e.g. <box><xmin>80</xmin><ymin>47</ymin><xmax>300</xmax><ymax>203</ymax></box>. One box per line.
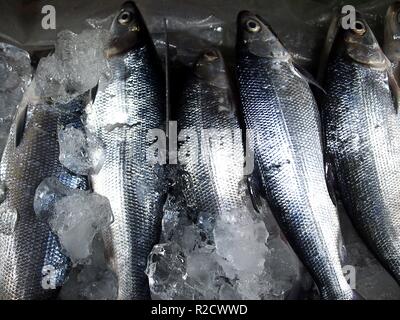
<box><xmin>322</xmin><ymin>15</ymin><xmax>400</xmax><ymax>283</ymax></box>
<box><xmin>176</xmin><ymin>49</ymin><xmax>245</xmax><ymax>215</ymax></box>
<box><xmin>0</xmin><ymin>89</ymin><xmax>89</xmax><ymax>299</ymax></box>
<box><xmin>236</xmin><ymin>12</ymin><xmax>354</xmax><ymax>299</ymax></box>
<box><xmin>85</xmin><ymin>2</ymin><xmax>166</xmax><ymax>299</ymax></box>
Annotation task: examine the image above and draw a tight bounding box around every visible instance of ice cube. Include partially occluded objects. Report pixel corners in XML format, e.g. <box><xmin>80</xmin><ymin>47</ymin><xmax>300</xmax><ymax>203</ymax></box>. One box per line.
<box><xmin>35</xmin><ymin>29</ymin><xmax>110</xmax><ymax>102</ymax></box>
<box><xmin>214</xmin><ymin>208</ymin><xmax>269</xmax><ymax>276</ymax></box>
<box><xmin>49</xmin><ymin>192</ymin><xmax>113</xmax><ymax>264</ymax></box>
<box><xmin>146</xmin><ymin>242</ymin><xmax>207</xmax><ymax>300</ymax></box>
<box><xmin>59</xmin><ymin>235</ymin><xmax>118</xmax><ymax>300</ymax></box>
<box><xmin>58</xmin><ymin>125</ymin><xmax>105</xmax><ymax>175</ymax></box>
<box><xmin>0</xmin><ymin>43</ymin><xmax>32</xmax><ymax>156</ymax></box>
<box><xmin>33</xmin><ymin>176</ymin><xmax>85</xmax><ymax>221</ymax></box>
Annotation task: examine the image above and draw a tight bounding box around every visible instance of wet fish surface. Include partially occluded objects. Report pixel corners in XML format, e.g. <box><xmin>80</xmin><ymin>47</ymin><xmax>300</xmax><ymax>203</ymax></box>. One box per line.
<box><xmin>236</xmin><ymin>11</ymin><xmax>356</xmax><ymax>299</ymax></box>
<box><xmin>0</xmin><ymin>84</ymin><xmax>90</xmax><ymax>299</ymax></box>
<box><xmin>322</xmin><ymin>13</ymin><xmax>400</xmax><ymax>284</ymax></box>
<box><xmin>85</xmin><ymin>1</ymin><xmax>166</xmax><ymax>299</ymax></box>
<box><xmin>176</xmin><ymin>49</ymin><xmax>245</xmax><ymax>215</ymax></box>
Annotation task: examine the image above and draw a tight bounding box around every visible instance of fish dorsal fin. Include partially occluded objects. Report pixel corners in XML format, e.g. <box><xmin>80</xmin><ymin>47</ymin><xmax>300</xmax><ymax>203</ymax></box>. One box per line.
<box><xmin>293</xmin><ymin>62</ymin><xmax>326</xmax><ymax>94</ymax></box>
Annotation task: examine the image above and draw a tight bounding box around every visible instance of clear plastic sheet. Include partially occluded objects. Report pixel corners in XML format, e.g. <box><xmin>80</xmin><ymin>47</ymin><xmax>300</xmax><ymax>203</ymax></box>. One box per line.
<box><xmin>0</xmin><ymin>0</ymin><xmax>396</xmax><ymax>70</ymax></box>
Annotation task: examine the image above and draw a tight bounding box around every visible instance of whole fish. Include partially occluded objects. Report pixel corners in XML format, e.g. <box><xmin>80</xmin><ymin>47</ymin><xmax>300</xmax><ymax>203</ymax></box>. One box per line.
<box><xmin>236</xmin><ymin>11</ymin><xmax>357</xmax><ymax>299</ymax></box>
<box><xmin>0</xmin><ymin>84</ymin><xmax>90</xmax><ymax>299</ymax></box>
<box><xmin>177</xmin><ymin>49</ymin><xmax>245</xmax><ymax>215</ymax></box>
<box><xmin>85</xmin><ymin>1</ymin><xmax>166</xmax><ymax>299</ymax></box>
<box><xmin>322</xmin><ymin>13</ymin><xmax>400</xmax><ymax>284</ymax></box>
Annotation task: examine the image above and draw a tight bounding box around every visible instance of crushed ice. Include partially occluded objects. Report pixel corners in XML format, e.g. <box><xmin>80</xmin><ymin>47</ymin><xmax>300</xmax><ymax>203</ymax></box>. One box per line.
<box><xmin>30</xmin><ymin>24</ymin><xmax>117</xmax><ymax>297</ymax></box>
<box><xmin>146</xmin><ymin>194</ymin><xmax>310</xmax><ymax>300</ymax></box>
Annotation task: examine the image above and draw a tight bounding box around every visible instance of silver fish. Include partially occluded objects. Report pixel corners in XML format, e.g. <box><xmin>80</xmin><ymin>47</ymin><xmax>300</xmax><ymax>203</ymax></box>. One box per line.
<box><xmin>0</xmin><ymin>84</ymin><xmax>90</xmax><ymax>299</ymax></box>
<box><xmin>236</xmin><ymin>11</ymin><xmax>357</xmax><ymax>299</ymax></box>
<box><xmin>176</xmin><ymin>49</ymin><xmax>245</xmax><ymax>215</ymax></box>
<box><xmin>85</xmin><ymin>1</ymin><xmax>166</xmax><ymax>299</ymax></box>
<box><xmin>322</xmin><ymin>12</ymin><xmax>400</xmax><ymax>284</ymax></box>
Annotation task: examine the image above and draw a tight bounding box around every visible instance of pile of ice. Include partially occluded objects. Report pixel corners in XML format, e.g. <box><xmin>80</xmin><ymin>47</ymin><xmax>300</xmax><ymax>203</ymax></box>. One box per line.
<box><xmin>34</xmin><ymin>132</ymin><xmax>116</xmax><ymax>299</ymax></box>
<box><xmin>0</xmin><ymin>43</ymin><xmax>32</xmax><ymax>155</ymax></box>
<box><xmin>30</xmin><ymin>25</ymin><xmax>118</xmax><ymax>299</ymax></box>
<box><xmin>33</xmin><ymin>114</ymin><xmax>115</xmax><ymax>298</ymax></box>
<box><xmin>146</xmin><ymin>195</ymin><xmax>311</xmax><ymax>300</ymax></box>
<box><xmin>34</xmin><ymin>28</ymin><xmax>111</xmax><ymax>102</ymax></box>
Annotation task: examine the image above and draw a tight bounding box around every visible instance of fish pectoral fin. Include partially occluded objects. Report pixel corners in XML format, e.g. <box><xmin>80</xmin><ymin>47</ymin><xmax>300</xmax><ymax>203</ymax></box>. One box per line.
<box><xmin>90</xmin><ymin>83</ymin><xmax>99</xmax><ymax>103</ymax></box>
<box><xmin>388</xmin><ymin>69</ymin><xmax>400</xmax><ymax>112</ymax></box>
<box><xmin>247</xmin><ymin>173</ymin><xmax>264</xmax><ymax>213</ymax></box>
<box><xmin>325</xmin><ymin>161</ymin><xmax>339</xmax><ymax>206</ymax></box>
<box><xmin>293</xmin><ymin>62</ymin><xmax>326</xmax><ymax>94</ymax></box>
<box><xmin>14</xmin><ymin>103</ymin><xmax>28</xmax><ymax>148</ymax></box>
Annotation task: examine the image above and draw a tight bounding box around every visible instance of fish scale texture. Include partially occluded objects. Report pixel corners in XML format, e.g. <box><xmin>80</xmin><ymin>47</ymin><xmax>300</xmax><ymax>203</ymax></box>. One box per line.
<box><xmin>323</xmin><ymin>56</ymin><xmax>400</xmax><ymax>283</ymax></box>
<box><xmin>178</xmin><ymin>76</ymin><xmax>245</xmax><ymax>215</ymax></box>
<box><xmin>0</xmin><ymin>100</ymin><xmax>88</xmax><ymax>300</ymax></box>
<box><xmin>237</xmin><ymin>52</ymin><xmax>354</xmax><ymax>299</ymax></box>
<box><xmin>86</xmin><ymin>46</ymin><xmax>166</xmax><ymax>300</ymax></box>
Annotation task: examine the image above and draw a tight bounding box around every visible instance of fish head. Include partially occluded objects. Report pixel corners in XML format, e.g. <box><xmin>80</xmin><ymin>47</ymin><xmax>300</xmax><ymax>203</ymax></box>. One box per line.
<box><xmin>338</xmin><ymin>12</ymin><xmax>387</xmax><ymax>69</ymax></box>
<box><xmin>194</xmin><ymin>49</ymin><xmax>229</xmax><ymax>89</ymax></box>
<box><xmin>236</xmin><ymin>11</ymin><xmax>290</xmax><ymax>61</ymax></box>
<box><xmin>106</xmin><ymin>1</ymin><xmax>148</xmax><ymax>58</ymax></box>
<box><xmin>384</xmin><ymin>2</ymin><xmax>400</xmax><ymax>63</ymax></box>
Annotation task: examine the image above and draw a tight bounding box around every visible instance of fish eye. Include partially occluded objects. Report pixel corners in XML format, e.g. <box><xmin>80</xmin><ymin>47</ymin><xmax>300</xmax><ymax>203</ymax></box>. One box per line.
<box><xmin>245</xmin><ymin>19</ymin><xmax>261</xmax><ymax>33</ymax></box>
<box><xmin>352</xmin><ymin>20</ymin><xmax>366</xmax><ymax>35</ymax></box>
<box><xmin>118</xmin><ymin>10</ymin><xmax>132</xmax><ymax>25</ymax></box>
<box><xmin>203</xmin><ymin>50</ymin><xmax>219</xmax><ymax>61</ymax></box>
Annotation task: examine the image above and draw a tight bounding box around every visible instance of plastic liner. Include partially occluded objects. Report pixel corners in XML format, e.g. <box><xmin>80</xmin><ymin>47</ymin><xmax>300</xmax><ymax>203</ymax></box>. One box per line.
<box><xmin>0</xmin><ymin>0</ymin><xmax>396</xmax><ymax>70</ymax></box>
